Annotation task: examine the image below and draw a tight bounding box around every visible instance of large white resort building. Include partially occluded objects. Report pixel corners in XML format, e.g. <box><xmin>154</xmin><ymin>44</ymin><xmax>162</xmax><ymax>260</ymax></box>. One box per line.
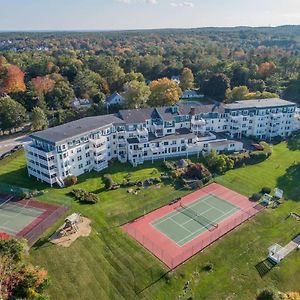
<box><xmin>25</xmin><ymin>98</ymin><xmax>297</xmax><ymax>187</ymax></box>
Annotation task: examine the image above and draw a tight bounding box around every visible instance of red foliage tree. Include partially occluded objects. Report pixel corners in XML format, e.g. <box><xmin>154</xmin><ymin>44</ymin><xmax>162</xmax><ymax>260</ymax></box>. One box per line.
<box><xmin>31</xmin><ymin>76</ymin><xmax>55</xmax><ymax>95</ymax></box>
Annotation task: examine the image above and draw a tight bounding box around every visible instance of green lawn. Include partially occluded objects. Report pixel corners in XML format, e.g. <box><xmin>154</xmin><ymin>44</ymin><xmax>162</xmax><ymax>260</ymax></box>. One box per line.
<box><xmin>0</xmin><ymin>138</ymin><xmax>300</xmax><ymax>300</ymax></box>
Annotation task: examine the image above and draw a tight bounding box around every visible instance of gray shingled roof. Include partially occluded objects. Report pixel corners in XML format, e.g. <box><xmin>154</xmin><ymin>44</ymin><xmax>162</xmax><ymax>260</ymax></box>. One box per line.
<box><xmin>178</xmin><ymin>103</ymin><xmax>226</xmax><ymax>115</ymax></box>
<box><xmin>119</xmin><ymin>108</ymin><xmax>155</xmax><ymax>124</ymax></box>
<box><xmin>31</xmin><ymin>114</ymin><xmax>124</xmax><ymax>144</ymax></box>
<box><xmin>224</xmin><ymin>98</ymin><xmax>295</xmax><ymax>110</ymax></box>
<box><xmin>155</xmin><ymin>107</ymin><xmax>176</xmax><ymax>121</ymax></box>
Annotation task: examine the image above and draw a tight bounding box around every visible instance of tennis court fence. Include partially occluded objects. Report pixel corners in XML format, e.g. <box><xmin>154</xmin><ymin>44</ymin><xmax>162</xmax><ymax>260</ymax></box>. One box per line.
<box><xmin>0</xmin><ymin>182</ymin><xmax>43</xmax><ymax>199</ymax></box>
<box><xmin>22</xmin><ymin>204</ymin><xmax>69</xmax><ymax>246</ymax></box>
<box><xmin>125</xmin><ymin>204</ymin><xmax>264</xmax><ymax>269</ymax></box>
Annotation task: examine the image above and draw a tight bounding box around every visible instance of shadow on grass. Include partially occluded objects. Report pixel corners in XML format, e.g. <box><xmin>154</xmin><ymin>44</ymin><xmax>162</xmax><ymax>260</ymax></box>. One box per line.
<box><xmin>277</xmin><ymin>163</ymin><xmax>300</xmax><ymax>201</ymax></box>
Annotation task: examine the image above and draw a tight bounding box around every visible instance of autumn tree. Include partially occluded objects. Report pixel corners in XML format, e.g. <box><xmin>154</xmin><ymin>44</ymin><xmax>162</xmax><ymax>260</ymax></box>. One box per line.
<box><xmin>180</xmin><ymin>67</ymin><xmax>194</xmax><ymax>91</ymax></box>
<box><xmin>0</xmin><ymin>237</ymin><xmax>49</xmax><ymax>300</ymax></box>
<box><xmin>31</xmin><ymin>76</ymin><xmax>55</xmax><ymax>96</ymax></box>
<box><xmin>149</xmin><ymin>78</ymin><xmax>182</xmax><ymax>107</ymax></box>
<box><xmin>202</xmin><ymin>73</ymin><xmax>230</xmax><ymax>101</ymax></box>
<box><xmin>123</xmin><ymin>80</ymin><xmax>151</xmax><ymax>108</ymax></box>
<box><xmin>0</xmin><ymin>63</ymin><xmax>26</xmax><ymax>95</ymax></box>
<box><xmin>258</xmin><ymin>62</ymin><xmax>277</xmax><ymax>78</ymax></box>
<box><xmin>31</xmin><ymin>107</ymin><xmax>48</xmax><ymax>131</ymax></box>
<box><xmin>0</xmin><ymin>97</ymin><xmax>27</xmax><ymax>132</ymax></box>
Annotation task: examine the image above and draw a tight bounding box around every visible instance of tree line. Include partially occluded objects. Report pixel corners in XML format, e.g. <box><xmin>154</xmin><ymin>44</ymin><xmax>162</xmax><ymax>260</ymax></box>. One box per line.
<box><xmin>0</xmin><ymin>27</ymin><xmax>300</xmax><ymax>133</ymax></box>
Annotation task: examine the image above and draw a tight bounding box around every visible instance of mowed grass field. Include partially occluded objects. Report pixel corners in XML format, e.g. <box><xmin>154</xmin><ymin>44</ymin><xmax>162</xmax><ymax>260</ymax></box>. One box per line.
<box><xmin>0</xmin><ymin>136</ymin><xmax>299</xmax><ymax>300</ymax></box>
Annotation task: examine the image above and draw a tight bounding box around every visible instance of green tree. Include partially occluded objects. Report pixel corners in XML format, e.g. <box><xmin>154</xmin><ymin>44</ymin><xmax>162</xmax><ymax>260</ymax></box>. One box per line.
<box><xmin>123</xmin><ymin>80</ymin><xmax>151</xmax><ymax>108</ymax></box>
<box><xmin>88</xmin><ymin>57</ymin><xmax>125</xmax><ymax>91</ymax></box>
<box><xmin>124</xmin><ymin>71</ymin><xmax>145</xmax><ymax>83</ymax></box>
<box><xmin>180</xmin><ymin>67</ymin><xmax>194</xmax><ymax>91</ymax></box>
<box><xmin>31</xmin><ymin>107</ymin><xmax>48</xmax><ymax>131</ymax></box>
<box><xmin>149</xmin><ymin>78</ymin><xmax>182</xmax><ymax>107</ymax></box>
<box><xmin>230</xmin><ymin>65</ymin><xmax>250</xmax><ymax>87</ymax></box>
<box><xmin>0</xmin><ymin>96</ymin><xmax>27</xmax><ymax>132</ymax></box>
<box><xmin>248</xmin><ymin>79</ymin><xmax>266</xmax><ymax>92</ymax></box>
<box><xmin>74</xmin><ymin>70</ymin><xmax>109</xmax><ymax>99</ymax></box>
<box><xmin>226</xmin><ymin>86</ymin><xmax>250</xmax><ymax>102</ymax></box>
<box><xmin>46</xmin><ymin>80</ymin><xmax>75</xmax><ymax>109</ymax></box>
<box><xmin>202</xmin><ymin>73</ymin><xmax>230</xmax><ymax>101</ymax></box>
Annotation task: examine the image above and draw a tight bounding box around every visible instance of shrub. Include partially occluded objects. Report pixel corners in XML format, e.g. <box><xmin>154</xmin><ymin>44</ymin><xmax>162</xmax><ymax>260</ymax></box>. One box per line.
<box><xmin>64</xmin><ymin>175</ymin><xmax>78</xmax><ymax>187</ymax></box>
<box><xmin>164</xmin><ymin>272</ymin><xmax>173</xmax><ymax>284</ymax></box>
<box><xmin>203</xmin><ymin>262</ymin><xmax>214</xmax><ymax>272</ymax></box>
<box><xmin>71</xmin><ymin>189</ymin><xmax>98</xmax><ymax>204</ymax></box>
<box><xmin>251</xmin><ymin>193</ymin><xmax>261</xmax><ymax>202</ymax></box>
<box><xmin>185</xmin><ymin>163</ymin><xmax>211</xmax><ymax>180</ymax></box>
<box><xmin>162</xmin><ymin>160</ymin><xmax>176</xmax><ymax>171</ymax></box>
<box><xmin>261</xmin><ymin>187</ymin><xmax>271</xmax><ymax>194</ymax></box>
<box><xmin>257</xmin><ymin>288</ymin><xmax>280</xmax><ymax>300</ymax></box>
<box><xmin>103</xmin><ymin>174</ymin><xmax>113</xmax><ymax>190</ymax></box>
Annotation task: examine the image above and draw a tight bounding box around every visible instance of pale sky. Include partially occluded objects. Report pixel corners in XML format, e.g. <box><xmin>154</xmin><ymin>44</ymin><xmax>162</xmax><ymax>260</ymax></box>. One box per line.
<box><xmin>1</xmin><ymin>0</ymin><xmax>300</xmax><ymax>31</ymax></box>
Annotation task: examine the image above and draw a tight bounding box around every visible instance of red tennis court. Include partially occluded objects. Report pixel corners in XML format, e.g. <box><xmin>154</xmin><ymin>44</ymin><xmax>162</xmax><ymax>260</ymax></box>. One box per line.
<box><xmin>122</xmin><ymin>183</ymin><xmax>264</xmax><ymax>269</ymax></box>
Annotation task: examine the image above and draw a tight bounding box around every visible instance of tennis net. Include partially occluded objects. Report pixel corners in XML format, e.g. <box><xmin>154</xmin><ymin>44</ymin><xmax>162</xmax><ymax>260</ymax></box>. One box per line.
<box><xmin>179</xmin><ymin>203</ymin><xmax>218</xmax><ymax>229</ymax></box>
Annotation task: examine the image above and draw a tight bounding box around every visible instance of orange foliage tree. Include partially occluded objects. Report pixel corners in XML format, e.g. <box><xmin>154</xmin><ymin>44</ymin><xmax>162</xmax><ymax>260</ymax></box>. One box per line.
<box><xmin>0</xmin><ymin>64</ymin><xmax>26</xmax><ymax>94</ymax></box>
<box><xmin>149</xmin><ymin>77</ymin><xmax>182</xmax><ymax>106</ymax></box>
<box><xmin>31</xmin><ymin>76</ymin><xmax>55</xmax><ymax>96</ymax></box>
<box><xmin>258</xmin><ymin>62</ymin><xmax>276</xmax><ymax>78</ymax></box>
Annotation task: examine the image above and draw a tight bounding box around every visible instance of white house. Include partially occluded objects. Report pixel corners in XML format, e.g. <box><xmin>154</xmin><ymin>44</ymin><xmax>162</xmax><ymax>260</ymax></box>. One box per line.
<box><xmin>181</xmin><ymin>90</ymin><xmax>204</xmax><ymax>99</ymax></box>
<box><xmin>106</xmin><ymin>92</ymin><xmax>125</xmax><ymax>106</ymax></box>
<box><xmin>25</xmin><ymin>98</ymin><xmax>297</xmax><ymax>187</ymax></box>
<box><xmin>71</xmin><ymin>98</ymin><xmax>92</xmax><ymax>109</ymax></box>
<box><xmin>171</xmin><ymin>76</ymin><xmax>180</xmax><ymax>85</ymax></box>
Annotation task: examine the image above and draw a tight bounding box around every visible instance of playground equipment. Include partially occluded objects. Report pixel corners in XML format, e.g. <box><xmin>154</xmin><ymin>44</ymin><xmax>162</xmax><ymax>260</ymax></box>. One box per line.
<box><xmin>59</xmin><ymin>213</ymin><xmax>82</xmax><ymax>237</ymax></box>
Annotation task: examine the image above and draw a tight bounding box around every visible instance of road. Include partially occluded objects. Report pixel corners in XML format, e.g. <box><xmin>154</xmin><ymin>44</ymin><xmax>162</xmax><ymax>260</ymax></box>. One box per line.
<box><xmin>0</xmin><ymin>134</ymin><xmax>31</xmax><ymax>156</ymax></box>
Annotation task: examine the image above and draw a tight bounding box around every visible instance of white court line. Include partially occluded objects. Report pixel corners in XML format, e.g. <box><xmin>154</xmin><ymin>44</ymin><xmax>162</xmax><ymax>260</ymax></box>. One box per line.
<box><xmin>202</xmin><ymin>196</ymin><xmax>239</xmax><ymax>214</ymax></box>
<box><xmin>176</xmin><ymin>206</ymin><xmax>239</xmax><ymax>246</ymax></box>
<box><xmin>152</xmin><ymin>197</ymin><xmax>211</xmax><ymax>226</ymax></box>
<box><xmin>168</xmin><ymin>218</ymin><xmax>194</xmax><ymax>234</ymax></box>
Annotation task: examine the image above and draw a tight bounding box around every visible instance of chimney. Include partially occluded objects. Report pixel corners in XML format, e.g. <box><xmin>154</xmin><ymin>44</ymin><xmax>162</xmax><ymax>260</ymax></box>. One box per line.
<box><xmin>190</xmin><ymin>107</ymin><xmax>196</xmax><ymax>115</ymax></box>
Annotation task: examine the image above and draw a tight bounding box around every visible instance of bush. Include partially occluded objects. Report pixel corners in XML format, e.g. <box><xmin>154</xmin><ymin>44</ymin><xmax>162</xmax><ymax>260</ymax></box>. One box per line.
<box><xmin>203</xmin><ymin>262</ymin><xmax>214</xmax><ymax>272</ymax></box>
<box><xmin>261</xmin><ymin>187</ymin><xmax>271</xmax><ymax>194</ymax></box>
<box><xmin>64</xmin><ymin>175</ymin><xmax>78</xmax><ymax>187</ymax></box>
<box><xmin>71</xmin><ymin>189</ymin><xmax>98</xmax><ymax>204</ymax></box>
<box><xmin>162</xmin><ymin>161</ymin><xmax>176</xmax><ymax>171</ymax></box>
<box><xmin>251</xmin><ymin>193</ymin><xmax>261</xmax><ymax>202</ymax></box>
<box><xmin>103</xmin><ymin>174</ymin><xmax>113</xmax><ymax>190</ymax></box>
<box><xmin>257</xmin><ymin>288</ymin><xmax>280</xmax><ymax>300</ymax></box>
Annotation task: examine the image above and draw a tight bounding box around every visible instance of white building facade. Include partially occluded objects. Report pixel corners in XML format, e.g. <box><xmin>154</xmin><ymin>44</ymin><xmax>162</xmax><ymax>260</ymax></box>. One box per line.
<box><xmin>25</xmin><ymin>98</ymin><xmax>297</xmax><ymax>186</ymax></box>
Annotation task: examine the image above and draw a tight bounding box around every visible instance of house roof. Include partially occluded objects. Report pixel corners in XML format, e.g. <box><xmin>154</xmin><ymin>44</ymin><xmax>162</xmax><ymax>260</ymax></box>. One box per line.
<box><xmin>119</xmin><ymin>108</ymin><xmax>155</xmax><ymax>124</ymax></box>
<box><xmin>106</xmin><ymin>92</ymin><xmax>124</xmax><ymax>103</ymax></box>
<box><xmin>155</xmin><ymin>107</ymin><xmax>176</xmax><ymax>121</ymax></box>
<box><xmin>31</xmin><ymin>114</ymin><xmax>124</xmax><ymax>144</ymax></box>
<box><xmin>178</xmin><ymin>103</ymin><xmax>226</xmax><ymax>115</ymax></box>
<box><xmin>224</xmin><ymin>98</ymin><xmax>295</xmax><ymax>110</ymax></box>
